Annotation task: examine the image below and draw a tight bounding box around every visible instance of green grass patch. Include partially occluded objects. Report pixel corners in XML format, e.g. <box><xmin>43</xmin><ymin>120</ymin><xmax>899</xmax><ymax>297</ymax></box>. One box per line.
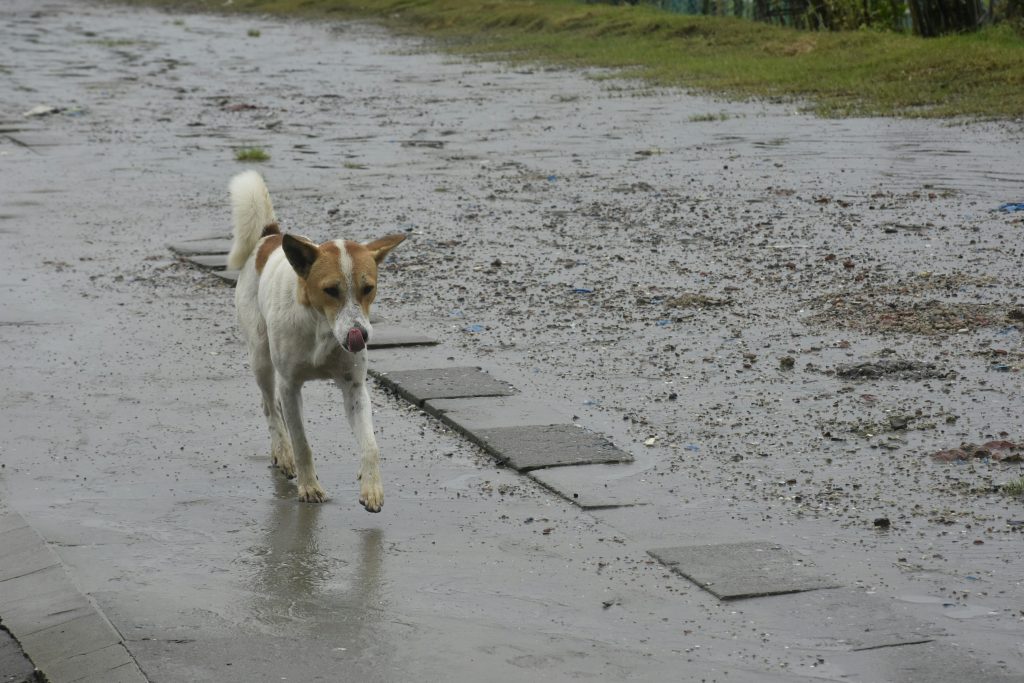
<box><xmin>1004</xmin><ymin>476</ymin><xmax>1024</xmax><ymax>498</ymax></box>
<box><xmin>234</xmin><ymin>147</ymin><xmax>270</xmax><ymax>162</ymax></box>
<box><xmin>117</xmin><ymin>0</ymin><xmax>1024</xmax><ymax>118</ymax></box>
<box><xmin>247</xmin><ymin>28</ymin><xmax>261</xmax><ymax>37</ymax></box>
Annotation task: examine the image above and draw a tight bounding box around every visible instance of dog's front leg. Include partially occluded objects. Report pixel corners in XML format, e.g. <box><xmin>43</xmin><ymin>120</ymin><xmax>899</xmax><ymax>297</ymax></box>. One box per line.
<box><xmin>277</xmin><ymin>377</ymin><xmax>327</xmax><ymax>503</ymax></box>
<box><xmin>339</xmin><ymin>367</ymin><xmax>383</xmax><ymax>513</ymax></box>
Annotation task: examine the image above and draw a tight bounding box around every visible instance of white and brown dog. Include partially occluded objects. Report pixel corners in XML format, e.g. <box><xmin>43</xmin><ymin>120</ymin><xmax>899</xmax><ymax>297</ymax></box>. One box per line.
<box><xmin>227</xmin><ymin>171</ymin><xmax>404</xmax><ymax>511</ymax></box>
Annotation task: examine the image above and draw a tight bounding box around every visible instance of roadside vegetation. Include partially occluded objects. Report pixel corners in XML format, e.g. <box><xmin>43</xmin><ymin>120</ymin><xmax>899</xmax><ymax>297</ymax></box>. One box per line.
<box><xmin>119</xmin><ymin>0</ymin><xmax>1024</xmax><ymax>117</ymax></box>
<box><xmin>234</xmin><ymin>146</ymin><xmax>269</xmax><ymax>161</ymax></box>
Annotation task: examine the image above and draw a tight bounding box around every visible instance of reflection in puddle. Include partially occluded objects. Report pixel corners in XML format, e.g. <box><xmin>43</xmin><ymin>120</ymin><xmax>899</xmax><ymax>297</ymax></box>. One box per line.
<box><xmin>247</xmin><ymin>476</ymin><xmax>389</xmax><ymax>660</ymax></box>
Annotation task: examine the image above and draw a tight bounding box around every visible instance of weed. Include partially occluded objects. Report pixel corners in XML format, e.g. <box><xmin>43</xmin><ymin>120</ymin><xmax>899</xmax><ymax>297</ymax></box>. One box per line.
<box><xmin>1004</xmin><ymin>476</ymin><xmax>1024</xmax><ymax>497</ymax></box>
<box><xmin>689</xmin><ymin>112</ymin><xmax>730</xmax><ymax>122</ymax></box>
<box><xmin>248</xmin><ymin>28</ymin><xmax>261</xmax><ymax>37</ymax></box>
<box><xmin>235</xmin><ymin>147</ymin><xmax>269</xmax><ymax>162</ymax></box>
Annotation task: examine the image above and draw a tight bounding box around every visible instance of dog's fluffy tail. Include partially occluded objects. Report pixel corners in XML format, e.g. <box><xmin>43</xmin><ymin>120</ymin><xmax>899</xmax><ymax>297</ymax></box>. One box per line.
<box><xmin>227</xmin><ymin>170</ymin><xmax>277</xmax><ymax>271</ymax></box>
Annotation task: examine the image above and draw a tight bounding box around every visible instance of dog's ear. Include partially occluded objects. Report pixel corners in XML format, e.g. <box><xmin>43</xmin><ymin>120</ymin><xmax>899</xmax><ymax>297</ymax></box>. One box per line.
<box><xmin>282</xmin><ymin>234</ymin><xmax>320</xmax><ymax>279</ymax></box>
<box><xmin>364</xmin><ymin>234</ymin><xmax>406</xmax><ymax>265</ymax></box>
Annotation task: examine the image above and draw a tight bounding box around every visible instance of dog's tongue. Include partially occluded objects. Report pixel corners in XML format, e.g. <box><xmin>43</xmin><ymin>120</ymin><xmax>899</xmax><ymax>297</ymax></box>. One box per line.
<box><xmin>347</xmin><ymin>328</ymin><xmax>366</xmax><ymax>353</ymax></box>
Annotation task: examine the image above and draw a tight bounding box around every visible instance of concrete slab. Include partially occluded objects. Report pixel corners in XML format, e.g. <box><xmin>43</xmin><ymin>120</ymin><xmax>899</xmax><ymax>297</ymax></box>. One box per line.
<box><xmin>470</xmin><ymin>424</ymin><xmax>634</xmax><ymax>472</ymax></box>
<box><xmin>184</xmin><ymin>253</ymin><xmax>228</xmax><ymax>270</ymax></box>
<box><xmin>0</xmin><ymin>527</ymin><xmax>60</xmax><ymax>582</ymax></box>
<box><xmin>20</xmin><ymin>613</ymin><xmax>121</xmax><ymax>672</ymax></box>
<box><xmin>76</xmin><ymin>661</ymin><xmax>148</xmax><ymax>683</ymax></box>
<box><xmin>528</xmin><ymin>462</ymin><xmax>651</xmax><ymax>509</ymax></box>
<box><xmin>0</xmin><ymin>513</ymin><xmax>28</xmax><ymax>536</ymax></box>
<box><xmin>0</xmin><ymin>628</ymin><xmax>36</xmax><ymax>683</ymax></box>
<box><xmin>0</xmin><ymin>506</ymin><xmax>144</xmax><ymax>683</ymax></box>
<box><xmin>167</xmin><ymin>238</ymin><xmax>231</xmax><ymax>256</ymax></box>
<box><xmin>372</xmin><ymin>366</ymin><xmax>515</xmax><ymax>405</ymax></box>
<box><xmin>736</xmin><ymin>587</ymin><xmax>943</xmax><ymax>652</ymax></box>
<box><xmin>0</xmin><ymin>581</ymin><xmax>94</xmax><ymax>638</ymax></box>
<box><xmin>210</xmin><ymin>270</ymin><xmax>239</xmax><ymax>285</ymax></box>
<box><xmin>425</xmin><ymin>396</ymin><xmax>571</xmax><ymax>431</ymax></box>
<box><xmin>41</xmin><ymin>643</ymin><xmax>134</xmax><ymax>683</ymax></box>
<box><xmin>648</xmin><ymin>541</ymin><xmax>840</xmax><ymax>600</ymax></box>
<box><xmin>368</xmin><ymin>323</ymin><xmax>437</xmax><ymax>349</ymax></box>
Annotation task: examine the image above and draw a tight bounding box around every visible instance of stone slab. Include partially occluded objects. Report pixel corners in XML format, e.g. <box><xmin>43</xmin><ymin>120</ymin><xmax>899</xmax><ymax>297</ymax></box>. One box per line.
<box><xmin>20</xmin><ymin>613</ymin><xmax>121</xmax><ymax>672</ymax></box>
<box><xmin>371</xmin><ymin>367</ymin><xmax>515</xmax><ymax>406</ymax></box>
<box><xmin>210</xmin><ymin>269</ymin><xmax>239</xmax><ymax>284</ymax></box>
<box><xmin>470</xmin><ymin>424</ymin><xmax>634</xmax><ymax>472</ymax></box>
<box><xmin>0</xmin><ymin>581</ymin><xmax>94</xmax><ymax>638</ymax></box>
<box><xmin>167</xmin><ymin>238</ymin><xmax>231</xmax><ymax>256</ymax></box>
<box><xmin>0</xmin><ymin>628</ymin><xmax>36</xmax><ymax>683</ymax></box>
<box><xmin>41</xmin><ymin>643</ymin><xmax>134</xmax><ymax>683</ymax></box>
<box><xmin>528</xmin><ymin>462</ymin><xmax>650</xmax><ymax>509</ymax></box>
<box><xmin>76</xmin><ymin>661</ymin><xmax>148</xmax><ymax>683</ymax></box>
<box><xmin>425</xmin><ymin>396</ymin><xmax>571</xmax><ymax>431</ymax></box>
<box><xmin>0</xmin><ymin>527</ymin><xmax>60</xmax><ymax>582</ymax></box>
<box><xmin>738</xmin><ymin>587</ymin><xmax>943</xmax><ymax>652</ymax></box>
<box><xmin>648</xmin><ymin>541</ymin><xmax>840</xmax><ymax>600</ymax></box>
<box><xmin>878</xmin><ymin>642</ymin><xmax>1024</xmax><ymax>683</ymax></box>
<box><xmin>368</xmin><ymin>323</ymin><xmax>437</xmax><ymax>349</ymax></box>
<box><xmin>0</xmin><ymin>506</ymin><xmax>146</xmax><ymax>683</ymax></box>
<box><xmin>184</xmin><ymin>253</ymin><xmax>229</xmax><ymax>270</ymax></box>
<box><xmin>0</xmin><ymin>512</ymin><xmax>28</xmax><ymax>536</ymax></box>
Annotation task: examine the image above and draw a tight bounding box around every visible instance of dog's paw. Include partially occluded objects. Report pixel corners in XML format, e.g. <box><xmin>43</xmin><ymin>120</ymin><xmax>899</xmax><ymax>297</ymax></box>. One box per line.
<box><xmin>297</xmin><ymin>482</ymin><xmax>328</xmax><ymax>503</ymax></box>
<box><xmin>273</xmin><ymin>457</ymin><xmax>297</xmax><ymax>479</ymax></box>
<box><xmin>359</xmin><ymin>481</ymin><xmax>384</xmax><ymax>513</ymax></box>
<box><xmin>271</xmin><ymin>445</ymin><xmax>297</xmax><ymax>479</ymax></box>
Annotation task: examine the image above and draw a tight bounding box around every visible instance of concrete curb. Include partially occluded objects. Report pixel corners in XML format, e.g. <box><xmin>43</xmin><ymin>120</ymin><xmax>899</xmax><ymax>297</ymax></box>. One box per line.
<box><xmin>0</xmin><ymin>503</ymin><xmax>148</xmax><ymax>683</ymax></box>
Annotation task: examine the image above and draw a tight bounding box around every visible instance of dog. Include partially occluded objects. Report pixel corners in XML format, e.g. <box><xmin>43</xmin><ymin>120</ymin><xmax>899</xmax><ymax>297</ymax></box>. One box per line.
<box><xmin>227</xmin><ymin>171</ymin><xmax>405</xmax><ymax>511</ymax></box>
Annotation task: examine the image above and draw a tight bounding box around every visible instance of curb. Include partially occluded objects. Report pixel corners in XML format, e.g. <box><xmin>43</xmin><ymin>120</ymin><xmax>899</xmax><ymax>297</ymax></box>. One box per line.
<box><xmin>0</xmin><ymin>502</ymin><xmax>148</xmax><ymax>683</ymax></box>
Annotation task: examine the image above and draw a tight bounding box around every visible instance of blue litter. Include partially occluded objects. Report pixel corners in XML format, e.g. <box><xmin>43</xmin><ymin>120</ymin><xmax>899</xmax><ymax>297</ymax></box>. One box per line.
<box><xmin>572</xmin><ymin>287</ymin><xmax>594</xmax><ymax>294</ymax></box>
<box><xmin>684</xmin><ymin>444</ymin><xmax>700</xmax><ymax>452</ymax></box>
<box><xmin>449</xmin><ymin>309</ymin><xmax>464</xmax><ymax>318</ymax></box>
<box><xmin>582</xmin><ymin>399</ymin><xmax>602</xmax><ymax>406</ymax></box>
<box><xmin>990</xmin><ymin>363</ymin><xmax>1011</xmax><ymax>372</ymax></box>
<box><xmin>998</xmin><ymin>202</ymin><xmax>1024</xmax><ymax>212</ymax></box>
<box><xmin>464</xmin><ymin>324</ymin><xmax>484</xmax><ymax>333</ymax></box>
<box><xmin>656</xmin><ymin>319</ymin><xmax>672</xmax><ymax>327</ymax></box>
<box><xmin>547</xmin><ymin>175</ymin><xmax>557</xmax><ymax>182</ymax></box>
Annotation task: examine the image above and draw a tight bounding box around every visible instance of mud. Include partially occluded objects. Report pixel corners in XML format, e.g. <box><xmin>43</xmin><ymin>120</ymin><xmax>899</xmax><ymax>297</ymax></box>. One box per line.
<box><xmin>1</xmin><ymin>0</ymin><xmax>1023</xmax><ymax>681</ymax></box>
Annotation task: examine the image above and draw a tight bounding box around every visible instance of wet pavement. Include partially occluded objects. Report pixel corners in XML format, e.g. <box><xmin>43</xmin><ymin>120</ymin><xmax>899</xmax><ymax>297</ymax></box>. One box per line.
<box><xmin>1</xmin><ymin>0</ymin><xmax>1023</xmax><ymax>681</ymax></box>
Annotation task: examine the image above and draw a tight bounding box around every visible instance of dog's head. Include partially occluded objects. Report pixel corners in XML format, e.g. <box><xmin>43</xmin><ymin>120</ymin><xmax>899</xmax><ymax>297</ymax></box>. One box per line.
<box><xmin>282</xmin><ymin>233</ymin><xmax>406</xmax><ymax>353</ymax></box>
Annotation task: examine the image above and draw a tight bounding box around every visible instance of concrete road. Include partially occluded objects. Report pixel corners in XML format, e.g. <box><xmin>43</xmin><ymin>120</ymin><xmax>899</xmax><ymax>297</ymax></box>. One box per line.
<box><xmin>1</xmin><ymin>1</ymin><xmax>1023</xmax><ymax>681</ymax></box>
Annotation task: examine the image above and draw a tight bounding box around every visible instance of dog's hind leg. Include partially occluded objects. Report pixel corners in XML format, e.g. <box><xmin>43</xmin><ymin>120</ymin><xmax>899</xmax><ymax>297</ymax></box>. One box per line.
<box><xmin>277</xmin><ymin>376</ymin><xmax>327</xmax><ymax>503</ymax></box>
<box><xmin>252</xmin><ymin>348</ymin><xmax>295</xmax><ymax>478</ymax></box>
<box><xmin>337</xmin><ymin>362</ymin><xmax>383</xmax><ymax>513</ymax></box>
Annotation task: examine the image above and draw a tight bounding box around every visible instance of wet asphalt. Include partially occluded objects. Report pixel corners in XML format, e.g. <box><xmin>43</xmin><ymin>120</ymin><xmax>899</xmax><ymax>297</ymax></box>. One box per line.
<box><xmin>1</xmin><ymin>1</ymin><xmax>1023</xmax><ymax>681</ymax></box>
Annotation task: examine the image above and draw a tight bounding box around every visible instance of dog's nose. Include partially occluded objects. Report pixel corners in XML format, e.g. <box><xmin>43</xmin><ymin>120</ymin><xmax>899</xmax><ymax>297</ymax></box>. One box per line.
<box><xmin>355</xmin><ymin>323</ymin><xmax>369</xmax><ymax>344</ymax></box>
<box><xmin>347</xmin><ymin>325</ymin><xmax>368</xmax><ymax>353</ymax></box>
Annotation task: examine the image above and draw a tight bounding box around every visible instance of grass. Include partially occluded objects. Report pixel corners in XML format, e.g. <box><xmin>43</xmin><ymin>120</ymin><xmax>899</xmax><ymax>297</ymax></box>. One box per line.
<box><xmin>121</xmin><ymin>0</ymin><xmax>1024</xmax><ymax>118</ymax></box>
<box><xmin>234</xmin><ymin>147</ymin><xmax>269</xmax><ymax>162</ymax></box>
<box><xmin>689</xmin><ymin>112</ymin><xmax>731</xmax><ymax>122</ymax></box>
<box><xmin>1004</xmin><ymin>476</ymin><xmax>1024</xmax><ymax>498</ymax></box>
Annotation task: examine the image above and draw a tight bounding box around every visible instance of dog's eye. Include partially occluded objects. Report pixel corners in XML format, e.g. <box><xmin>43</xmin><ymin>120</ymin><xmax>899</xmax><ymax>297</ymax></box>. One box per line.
<box><xmin>323</xmin><ymin>285</ymin><xmax>340</xmax><ymax>298</ymax></box>
<box><xmin>362</xmin><ymin>284</ymin><xmax>374</xmax><ymax>296</ymax></box>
